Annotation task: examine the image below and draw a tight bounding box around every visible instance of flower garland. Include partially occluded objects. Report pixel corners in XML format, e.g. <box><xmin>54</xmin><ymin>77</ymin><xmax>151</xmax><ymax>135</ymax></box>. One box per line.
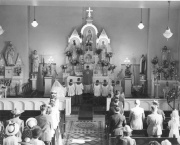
<box><xmin>151</xmin><ymin>56</ymin><xmax>158</xmax><ymax>65</ymax></box>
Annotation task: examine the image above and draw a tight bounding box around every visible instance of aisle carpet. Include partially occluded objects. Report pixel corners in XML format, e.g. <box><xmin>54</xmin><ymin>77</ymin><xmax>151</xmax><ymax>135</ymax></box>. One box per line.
<box><xmin>63</xmin><ymin>120</ymin><xmax>105</xmax><ymax>145</ymax></box>
<box><xmin>78</xmin><ymin>104</ymin><xmax>93</xmax><ymax>120</ymax></box>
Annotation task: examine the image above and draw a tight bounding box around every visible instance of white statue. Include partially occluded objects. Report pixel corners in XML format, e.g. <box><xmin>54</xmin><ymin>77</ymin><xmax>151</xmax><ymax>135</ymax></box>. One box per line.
<box><xmin>100</xmin><ymin>41</ymin><xmax>107</xmax><ymax>61</ymax></box>
<box><xmin>32</xmin><ymin>50</ymin><xmax>39</xmax><ymax>73</ymax></box>
<box><xmin>5</xmin><ymin>41</ymin><xmax>15</xmax><ymax>66</ymax></box>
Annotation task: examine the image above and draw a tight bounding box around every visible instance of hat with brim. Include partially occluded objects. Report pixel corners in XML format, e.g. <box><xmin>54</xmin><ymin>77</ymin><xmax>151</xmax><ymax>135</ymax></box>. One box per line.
<box><xmin>161</xmin><ymin>139</ymin><xmax>172</xmax><ymax>145</ymax></box>
<box><xmin>152</xmin><ymin>100</ymin><xmax>159</xmax><ymax>106</ymax></box>
<box><xmin>6</xmin><ymin>123</ymin><xmax>19</xmax><ymax>136</ymax></box>
<box><xmin>123</xmin><ymin>125</ymin><xmax>132</xmax><ymax>133</ymax></box>
<box><xmin>26</xmin><ymin>118</ymin><xmax>37</xmax><ymax>127</ymax></box>
<box><xmin>11</xmin><ymin>108</ymin><xmax>24</xmax><ymax>115</ymax></box>
<box><xmin>112</xmin><ymin>106</ymin><xmax>120</xmax><ymax>114</ymax></box>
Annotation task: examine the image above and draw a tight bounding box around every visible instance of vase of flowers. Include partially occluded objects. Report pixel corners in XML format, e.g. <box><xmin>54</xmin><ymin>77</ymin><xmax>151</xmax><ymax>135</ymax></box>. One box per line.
<box><xmin>61</xmin><ymin>64</ymin><xmax>68</xmax><ymax>73</ymax></box>
<box><xmin>65</xmin><ymin>51</ymin><xmax>72</xmax><ymax>60</ymax></box>
<box><xmin>151</xmin><ymin>56</ymin><xmax>158</xmax><ymax>67</ymax></box>
<box><xmin>106</xmin><ymin>52</ymin><xmax>113</xmax><ymax>62</ymax></box>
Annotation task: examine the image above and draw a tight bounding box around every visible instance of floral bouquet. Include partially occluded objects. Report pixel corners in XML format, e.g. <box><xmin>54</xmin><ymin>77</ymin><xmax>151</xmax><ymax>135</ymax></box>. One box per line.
<box><xmin>101</xmin><ymin>60</ymin><xmax>109</xmax><ymax>67</ymax></box>
<box><xmin>106</xmin><ymin>52</ymin><xmax>113</xmax><ymax>62</ymax></box>
<box><xmin>65</xmin><ymin>51</ymin><xmax>72</xmax><ymax>59</ymax></box>
<box><xmin>95</xmin><ymin>49</ymin><xmax>102</xmax><ymax>55</ymax></box>
<box><xmin>108</xmin><ymin>64</ymin><xmax>116</xmax><ymax>73</ymax></box>
<box><xmin>76</xmin><ymin>48</ymin><xmax>83</xmax><ymax>55</ymax></box>
<box><xmin>167</xmin><ymin>88</ymin><xmax>176</xmax><ymax>104</ymax></box>
<box><xmin>162</xmin><ymin>60</ymin><xmax>169</xmax><ymax>68</ymax></box>
<box><xmin>151</xmin><ymin>56</ymin><xmax>158</xmax><ymax>66</ymax></box>
<box><xmin>15</xmin><ymin>67</ymin><xmax>21</xmax><ymax>76</ymax></box>
<box><xmin>70</xmin><ymin>59</ymin><xmax>79</xmax><ymax>66</ymax></box>
<box><xmin>61</xmin><ymin>64</ymin><xmax>68</xmax><ymax>73</ymax></box>
<box><xmin>168</xmin><ymin>66</ymin><xmax>175</xmax><ymax>79</ymax></box>
<box><xmin>170</xmin><ymin>61</ymin><xmax>176</xmax><ymax>67</ymax></box>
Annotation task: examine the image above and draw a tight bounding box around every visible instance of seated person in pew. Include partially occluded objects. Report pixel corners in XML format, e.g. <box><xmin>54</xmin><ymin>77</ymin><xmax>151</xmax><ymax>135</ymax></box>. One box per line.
<box><xmin>161</xmin><ymin>139</ymin><xmax>172</xmax><ymax>145</ymax></box>
<box><xmin>129</xmin><ymin>99</ymin><xmax>145</xmax><ymax>130</ymax></box>
<box><xmin>116</xmin><ymin>125</ymin><xmax>136</xmax><ymax>145</ymax></box>
<box><xmin>147</xmin><ymin>105</ymin><xmax>163</xmax><ymax>138</ymax></box>
<box><xmin>168</xmin><ymin>109</ymin><xmax>180</xmax><ymax>138</ymax></box>
<box><xmin>108</xmin><ymin>106</ymin><xmax>126</xmax><ymax>137</ymax></box>
<box><xmin>148</xmin><ymin>141</ymin><xmax>161</xmax><ymax>145</ymax></box>
<box><xmin>152</xmin><ymin>100</ymin><xmax>165</xmax><ymax>129</ymax></box>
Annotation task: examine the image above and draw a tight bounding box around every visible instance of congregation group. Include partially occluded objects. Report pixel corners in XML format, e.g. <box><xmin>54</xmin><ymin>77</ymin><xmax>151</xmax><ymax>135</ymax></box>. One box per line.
<box><xmin>107</xmin><ymin>92</ymin><xmax>180</xmax><ymax>145</ymax></box>
<box><xmin>0</xmin><ymin>90</ymin><xmax>62</xmax><ymax>145</ymax></box>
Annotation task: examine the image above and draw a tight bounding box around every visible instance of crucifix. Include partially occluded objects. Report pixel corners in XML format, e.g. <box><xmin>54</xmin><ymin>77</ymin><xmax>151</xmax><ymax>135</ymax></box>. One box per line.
<box><xmin>86</xmin><ymin>7</ymin><xmax>93</xmax><ymax>17</ymax></box>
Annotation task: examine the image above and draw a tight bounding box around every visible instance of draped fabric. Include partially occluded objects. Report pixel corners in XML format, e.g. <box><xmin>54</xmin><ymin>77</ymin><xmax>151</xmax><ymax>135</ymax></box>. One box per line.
<box><xmin>51</xmin><ymin>80</ymin><xmax>65</xmax><ymax>98</ymax></box>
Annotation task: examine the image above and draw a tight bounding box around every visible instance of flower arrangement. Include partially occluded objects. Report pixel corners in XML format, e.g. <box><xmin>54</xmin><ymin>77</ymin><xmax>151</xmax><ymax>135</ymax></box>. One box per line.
<box><xmin>101</xmin><ymin>60</ymin><xmax>109</xmax><ymax>67</ymax></box>
<box><xmin>76</xmin><ymin>48</ymin><xmax>83</xmax><ymax>55</ymax></box>
<box><xmin>106</xmin><ymin>52</ymin><xmax>113</xmax><ymax>62</ymax></box>
<box><xmin>15</xmin><ymin>67</ymin><xmax>21</xmax><ymax>76</ymax></box>
<box><xmin>65</xmin><ymin>51</ymin><xmax>72</xmax><ymax>59</ymax></box>
<box><xmin>70</xmin><ymin>59</ymin><xmax>79</xmax><ymax>66</ymax></box>
<box><xmin>162</xmin><ymin>60</ymin><xmax>169</xmax><ymax>68</ymax></box>
<box><xmin>95</xmin><ymin>49</ymin><xmax>102</xmax><ymax>55</ymax></box>
<box><xmin>151</xmin><ymin>56</ymin><xmax>158</xmax><ymax>65</ymax></box>
<box><xmin>61</xmin><ymin>64</ymin><xmax>68</xmax><ymax>73</ymax></box>
<box><xmin>170</xmin><ymin>61</ymin><xmax>176</xmax><ymax>67</ymax></box>
<box><xmin>167</xmin><ymin>88</ymin><xmax>176</xmax><ymax>104</ymax></box>
<box><xmin>108</xmin><ymin>64</ymin><xmax>116</xmax><ymax>73</ymax></box>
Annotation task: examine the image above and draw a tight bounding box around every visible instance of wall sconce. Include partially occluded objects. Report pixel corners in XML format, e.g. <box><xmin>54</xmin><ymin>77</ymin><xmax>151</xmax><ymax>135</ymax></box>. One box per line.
<box><xmin>31</xmin><ymin>6</ymin><xmax>38</xmax><ymax>27</ymax></box>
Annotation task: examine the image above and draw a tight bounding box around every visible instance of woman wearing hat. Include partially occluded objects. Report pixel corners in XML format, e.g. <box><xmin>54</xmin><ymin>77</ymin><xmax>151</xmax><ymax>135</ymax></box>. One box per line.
<box><xmin>22</xmin><ymin>118</ymin><xmax>37</xmax><ymax>141</ymax></box>
<box><xmin>3</xmin><ymin>123</ymin><xmax>19</xmax><ymax>145</ymax></box>
<box><xmin>7</xmin><ymin>108</ymin><xmax>24</xmax><ymax>142</ymax></box>
<box><xmin>116</xmin><ymin>125</ymin><xmax>136</xmax><ymax>145</ymax></box>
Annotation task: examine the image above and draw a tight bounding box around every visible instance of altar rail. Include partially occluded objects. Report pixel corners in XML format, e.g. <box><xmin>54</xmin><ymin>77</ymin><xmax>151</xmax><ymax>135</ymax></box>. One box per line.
<box><xmin>0</xmin><ymin>97</ymin><xmax>71</xmax><ymax>115</ymax></box>
<box><xmin>106</xmin><ymin>98</ymin><xmax>179</xmax><ymax>111</ymax></box>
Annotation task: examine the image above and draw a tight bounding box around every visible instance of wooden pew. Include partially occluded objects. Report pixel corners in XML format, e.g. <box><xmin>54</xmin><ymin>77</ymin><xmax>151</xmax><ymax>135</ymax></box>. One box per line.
<box><xmin>109</xmin><ymin>137</ymin><xmax>179</xmax><ymax>145</ymax></box>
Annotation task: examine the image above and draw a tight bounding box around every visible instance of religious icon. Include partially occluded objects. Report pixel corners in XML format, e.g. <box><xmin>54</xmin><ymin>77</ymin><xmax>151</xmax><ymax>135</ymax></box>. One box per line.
<box><xmin>5</xmin><ymin>41</ymin><xmax>15</xmax><ymax>66</ymax></box>
<box><xmin>32</xmin><ymin>50</ymin><xmax>39</xmax><ymax>73</ymax></box>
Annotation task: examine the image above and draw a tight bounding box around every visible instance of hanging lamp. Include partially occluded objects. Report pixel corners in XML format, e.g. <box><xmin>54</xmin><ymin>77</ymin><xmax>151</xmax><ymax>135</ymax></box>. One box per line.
<box><xmin>138</xmin><ymin>8</ymin><xmax>144</xmax><ymax>29</ymax></box>
<box><xmin>31</xmin><ymin>6</ymin><xmax>38</xmax><ymax>27</ymax></box>
<box><xmin>163</xmin><ymin>1</ymin><xmax>173</xmax><ymax>40</ymax></box>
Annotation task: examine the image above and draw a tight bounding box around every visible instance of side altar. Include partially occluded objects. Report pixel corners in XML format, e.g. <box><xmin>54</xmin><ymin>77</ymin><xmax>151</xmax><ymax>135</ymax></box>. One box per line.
<box><xmin>151</xmin><ymin>46</ymin><xmax>180</xmax><ymax>98</ymax></box>
<box><xmin>0</xmin><ymin>41</ymin><xmax>23</xmax><ymax>97</ymax></box>
<box><xmin>62</xmin><ymin>8</ymin><xmax>116</xmax><ymax>85</ymax></box>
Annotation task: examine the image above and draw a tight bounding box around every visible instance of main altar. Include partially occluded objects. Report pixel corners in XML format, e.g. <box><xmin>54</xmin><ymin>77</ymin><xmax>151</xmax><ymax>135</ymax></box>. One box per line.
<box><xmin>62</xmin><ymin>8</ymin><xmax>116</xmax><ymax>85</ymax></box>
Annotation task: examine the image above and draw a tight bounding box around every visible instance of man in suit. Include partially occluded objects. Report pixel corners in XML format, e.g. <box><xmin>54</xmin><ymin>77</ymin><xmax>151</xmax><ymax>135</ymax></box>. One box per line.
<box><xmin>108</xmin><ymin>106</ymin><xmax>126</xmax><ymax>137</ymax></box>
<box><xmin>35</xmin><ymin>104</ymin><xmax>53</xmax><ymax>145</ymax></box>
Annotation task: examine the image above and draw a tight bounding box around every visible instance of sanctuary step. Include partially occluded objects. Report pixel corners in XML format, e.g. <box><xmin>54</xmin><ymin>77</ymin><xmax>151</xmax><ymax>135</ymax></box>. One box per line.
<box><xmin>109</xmin><ymin>137</ymin><xmax>179</xmax><ymax>145</ymax></box>
<box><xmin>78</xmin><ymin>103</ymin><xmax>93</xmax><ymax>120</ymax></box>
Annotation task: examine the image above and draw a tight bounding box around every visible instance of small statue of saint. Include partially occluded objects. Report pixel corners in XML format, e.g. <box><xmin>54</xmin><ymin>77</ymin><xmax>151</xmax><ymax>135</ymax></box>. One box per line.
<box><xmin>100</xmin><ymin>41</ymin><xmax>107</xmax><ymax>61</ymax></box>
<box><xmin>72</xmin><ymin>40</ymin><xmax>77</xmax><ymax>60</ymax></box>
<box><xmin>140</xmin><ymin>54</ymin><xmax>146</xmax><ymax>75</ymax></box>
<box><xmin>5</xmin><ymin>41</ymin><xmax>15</xmax><ymax>66</ymax></box>
<box><xmin>32</xmin><ymin>50</ymin><xmax>39</xmax><ymax>73</ymax></box>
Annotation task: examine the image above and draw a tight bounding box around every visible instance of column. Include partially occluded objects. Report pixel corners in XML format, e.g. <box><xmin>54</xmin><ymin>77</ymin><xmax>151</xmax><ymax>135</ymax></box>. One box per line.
<box><xmin>44</xmin><ymin>76</ymin><xmax>52</xmax><ymax>97</ymax></box>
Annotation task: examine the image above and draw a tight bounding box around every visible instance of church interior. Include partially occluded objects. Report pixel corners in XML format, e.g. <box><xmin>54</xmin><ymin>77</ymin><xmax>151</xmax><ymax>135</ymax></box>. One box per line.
<box><xmin>1</xmin><ymin>0</ymin><xmax>180</xmax><ymax>145</ymax></box>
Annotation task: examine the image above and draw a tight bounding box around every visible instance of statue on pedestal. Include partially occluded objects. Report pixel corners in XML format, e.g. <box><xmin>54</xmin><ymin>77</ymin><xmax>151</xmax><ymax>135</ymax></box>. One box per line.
<box><xmin>140</xmin><ymin>54</ymin><xmax>146</xmax><ymax>75</ymax></box>
<box><xmin>32</xmin><ymin>50</ymin><xmax>39</xmax><ymax>73</ymax></box>
<box><xmin>5</xmin><ymin>41</ymin><xmax>15</xmax><ymax>66</ymax></box>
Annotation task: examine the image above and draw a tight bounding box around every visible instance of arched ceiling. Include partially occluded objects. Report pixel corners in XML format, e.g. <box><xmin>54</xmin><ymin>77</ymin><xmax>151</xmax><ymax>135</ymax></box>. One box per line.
<box><xmin>1</xmin><ymin>0</ymin><xmax>180</xmax><ymax>9</ymax></box>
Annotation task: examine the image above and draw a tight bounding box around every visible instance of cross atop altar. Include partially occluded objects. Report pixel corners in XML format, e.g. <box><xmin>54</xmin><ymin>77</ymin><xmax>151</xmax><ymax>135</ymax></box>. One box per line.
<box><xmin>86</xmin><ymin>7</ymin><xmax>93</xmax><ymax>18</ymax></box>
